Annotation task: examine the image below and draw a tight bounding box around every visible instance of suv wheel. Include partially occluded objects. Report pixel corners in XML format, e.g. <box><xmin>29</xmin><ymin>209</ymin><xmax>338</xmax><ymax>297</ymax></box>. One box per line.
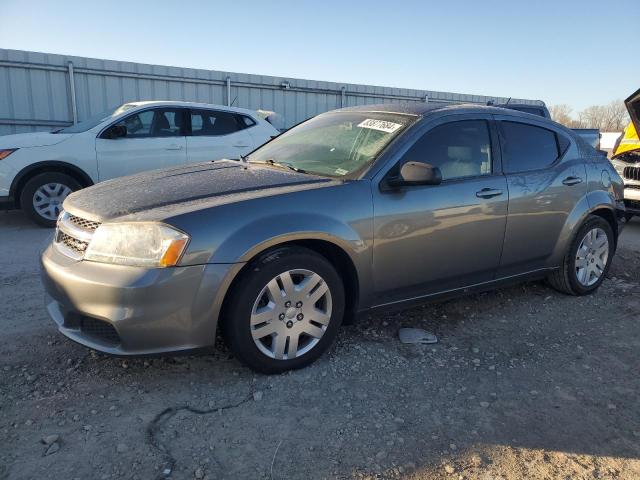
<box><xmin>548</xmin><ymin>215</ymin><xmax>614</xmax><ymax>295</ymax></box>
<box><xmin>20</xmin><ymin>172</ymin><xmax>81</xmax><ymax>227</ymax></box>
<box><xmin>222</xmin><ymin>246</ymin><xmax>345</xmax><ymax>374</ymax></box>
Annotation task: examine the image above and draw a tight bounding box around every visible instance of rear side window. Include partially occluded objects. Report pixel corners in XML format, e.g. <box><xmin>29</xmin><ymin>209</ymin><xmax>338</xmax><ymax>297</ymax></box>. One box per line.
<box><xmin>500</xmin><ymin>121</ymin><xmax>560</xmax><ymax>173</ymax></box>
<box><xmin>190</xmin><ymin>110</ymin><xmax>244</xmax><ymax>136</ymax></box>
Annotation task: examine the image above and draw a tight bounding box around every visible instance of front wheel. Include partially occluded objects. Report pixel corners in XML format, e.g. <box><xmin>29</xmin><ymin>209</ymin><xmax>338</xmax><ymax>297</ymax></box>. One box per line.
<box><xmin>222</xmin><ymin>246</ymin><xmax>345</xmax><ymax>374</ymax></box>
<box><xmin>548</xmin><ymin>215</ymin><xmax>614</xmax><ymax>295</ymax></box>
<box><xmin>20</xmin><ymin>172</ymin><xmax>81</xmax><ymax>227</ymax></box>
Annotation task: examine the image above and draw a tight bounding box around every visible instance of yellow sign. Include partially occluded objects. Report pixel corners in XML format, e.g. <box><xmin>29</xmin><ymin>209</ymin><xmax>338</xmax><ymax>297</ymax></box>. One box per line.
<box><xmin>612</xmin><ymin>122</ymin><xmax>640</xmax><ymax>158</ymax></box>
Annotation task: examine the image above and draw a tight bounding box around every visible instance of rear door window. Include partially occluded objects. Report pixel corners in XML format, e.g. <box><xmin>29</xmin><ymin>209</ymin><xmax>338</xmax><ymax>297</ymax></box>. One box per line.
<box><xmin>500</xmin><ymin>121</ymin><xmax>561</xmax><ymax>173</ymax></box>
<box><xmin>190</xmin><ymin>110</ymin><xmax>244</xmax><ymax>136</ymax></box>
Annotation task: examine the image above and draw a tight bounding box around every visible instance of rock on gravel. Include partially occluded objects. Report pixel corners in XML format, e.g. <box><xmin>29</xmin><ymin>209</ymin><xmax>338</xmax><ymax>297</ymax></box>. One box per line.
<box><xmin>44</xmin><ymin>442</ymin><xmax>60</xmax><ymax>456</ymax></box>
<box><xmin>41</xmin><ymin>434</ymin><xmax>59</xmax><ymax>445</ymax></box>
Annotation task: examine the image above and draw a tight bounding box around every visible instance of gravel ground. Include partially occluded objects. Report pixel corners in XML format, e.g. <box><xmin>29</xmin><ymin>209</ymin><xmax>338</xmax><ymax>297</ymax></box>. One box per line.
<box><xmin>1</xmin><ymin>210</ymin><xmax>639</xmax><ymax>480</ymax></box>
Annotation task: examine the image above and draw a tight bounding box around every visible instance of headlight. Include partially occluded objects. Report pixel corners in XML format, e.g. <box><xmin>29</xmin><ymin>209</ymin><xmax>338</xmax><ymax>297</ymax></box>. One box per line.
<box><xmin>0</xmin><ymin>148</ymin><xmax>18</xmax><ymax>161</ymax></box>
<box><xmin>84</xmin><ymin>223</ymin><xmax>189</xmax><ymax>267</ymax></box>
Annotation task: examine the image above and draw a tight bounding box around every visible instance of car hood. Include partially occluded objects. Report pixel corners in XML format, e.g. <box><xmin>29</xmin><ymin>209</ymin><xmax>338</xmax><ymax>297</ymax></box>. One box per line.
<box><xmin>64</xmin><ymin>160</ymin><xmax>334</xmax><ymax>222</ymax></box>
<box><xmin>0</xmin><ymin>132</ymin><xmax>72</xmax><ymax>148</ymax></box>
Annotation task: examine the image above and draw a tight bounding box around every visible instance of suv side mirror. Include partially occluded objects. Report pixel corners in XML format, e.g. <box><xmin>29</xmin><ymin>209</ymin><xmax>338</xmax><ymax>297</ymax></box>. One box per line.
<box><xmin>383</xmin><ymin>162</ymin><xmax>442</xmax><ymax>190</ymax></box>
<box><xmin>103</xmin><ymin>124</ymin><xmax>127</xmax><ymax>139</ymax></box>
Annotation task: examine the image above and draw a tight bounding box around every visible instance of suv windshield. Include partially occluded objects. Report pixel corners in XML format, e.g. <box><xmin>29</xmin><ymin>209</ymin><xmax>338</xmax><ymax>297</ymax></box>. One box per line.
<box><xmin>55</xmin><ymin>103</ymin><xmax>138</xmax><ymax>134</ymax></box>
<box><xmin>248</xmin><ymin>111</ymin><xmax>416</xmax><ymax>177</ymax></box>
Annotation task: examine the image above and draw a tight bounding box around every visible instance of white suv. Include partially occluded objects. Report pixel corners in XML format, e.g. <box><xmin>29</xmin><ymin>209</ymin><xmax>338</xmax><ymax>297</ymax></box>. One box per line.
<box><xmin>0</xmin><ymin>101</ymin><xmax>280</xmax><ymax>226</ymax></box>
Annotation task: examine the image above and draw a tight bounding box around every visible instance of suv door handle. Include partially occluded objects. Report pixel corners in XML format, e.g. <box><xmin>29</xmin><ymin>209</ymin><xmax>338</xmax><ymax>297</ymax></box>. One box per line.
<box><xmin>476</xmin><ymin>188</ymin><xmax>503</xmax><ymax>199</ymax></box>
<box><xmin>233</xmin><ymin>142</ymin><xmax>250</xmax><ymax>148</ymax></box>
<box><xmin>165</xmin><ymin>144</ymin><xmax>183</xmax><ymax>150</ymax></box>
<box><xmin>562</xmin><ymin>176</ymin><xmax>583</xmax><ymax>186</ymax></box>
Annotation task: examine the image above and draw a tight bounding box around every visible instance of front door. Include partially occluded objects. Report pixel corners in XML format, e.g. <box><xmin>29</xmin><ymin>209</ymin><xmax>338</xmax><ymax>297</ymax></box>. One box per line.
<box><xmin>96</xmin><ymin>108</ymin><xmax>187</xmax><ymax>181</ymax></box>
<box><xmin>372</xmin><ymin>117</ymin><xmax>508</xmax><ymax>306</ymax></box>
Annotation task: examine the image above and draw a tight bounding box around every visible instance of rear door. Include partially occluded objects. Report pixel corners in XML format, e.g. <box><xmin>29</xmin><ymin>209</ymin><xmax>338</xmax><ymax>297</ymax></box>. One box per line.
<box><xmin>495</xmin><ymin>116</ymin><xmax>586</xmax><ymax>276</ymax></box>
<box><xmin>95</xmin><ymin>107</ymin><xmax>187</xmax><ymax>180</ymax></box>
<box><xmin>186</xmin><ymin>109</ymin><xmax>254</xmax><ymax>163</ymax></box>
<box><xmin>371</xmin><ymin>115</ymin><xmax>509</xmax><ymax>305</ymax></box>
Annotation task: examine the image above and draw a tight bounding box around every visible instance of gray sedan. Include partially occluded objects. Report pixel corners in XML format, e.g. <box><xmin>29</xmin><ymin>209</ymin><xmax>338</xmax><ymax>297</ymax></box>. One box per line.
<box><xmin>41</xmin><ymin>103</ymin><xmax>626</xmax><ymax>373</ymax></box>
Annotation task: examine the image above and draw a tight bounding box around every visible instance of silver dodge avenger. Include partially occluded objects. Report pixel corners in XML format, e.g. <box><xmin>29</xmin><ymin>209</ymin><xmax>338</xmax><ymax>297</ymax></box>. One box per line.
<box><xmin>41</xmin><ymin>103</ymin><xmax>626</xmax><ymax>373</ymax></box>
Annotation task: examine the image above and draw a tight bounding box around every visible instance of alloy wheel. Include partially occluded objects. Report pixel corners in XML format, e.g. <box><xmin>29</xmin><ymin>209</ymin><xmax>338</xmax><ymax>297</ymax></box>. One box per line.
<box><xmin>575</xmin><ymin>227</ymin><xmax>609</xmax><ymax>287</ymax></box>
<box><xmin>250</xmin><ymin>269</ymin><xmax>332</xmax><ymax>360</ymax></box>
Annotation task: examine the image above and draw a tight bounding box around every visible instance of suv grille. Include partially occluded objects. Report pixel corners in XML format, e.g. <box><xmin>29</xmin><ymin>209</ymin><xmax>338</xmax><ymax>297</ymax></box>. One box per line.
<box><xmin>57</xmin><ymin>231</ymin><xmax>89</xmax><ymax>254</ymax></box>
<box><xmin>623</xmin><ymin>166</ymin><xmax>640</xmax><ymax>181</ymax></box>
<box><xmin>67</xmin><ymin>213</ymin><xmax>100</xmax><ymax>231</ymax></box>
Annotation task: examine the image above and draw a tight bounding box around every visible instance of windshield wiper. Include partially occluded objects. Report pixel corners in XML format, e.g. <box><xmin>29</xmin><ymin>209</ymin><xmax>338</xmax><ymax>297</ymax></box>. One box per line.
<box><xmin>256</xmin><ymin>159</ymin><xmax>309</xmax><ymax>174</ymax></box>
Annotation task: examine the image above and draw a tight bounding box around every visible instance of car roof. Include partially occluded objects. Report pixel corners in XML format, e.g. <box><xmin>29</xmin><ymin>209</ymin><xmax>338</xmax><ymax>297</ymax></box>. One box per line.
<box><xmin>332</xmin><ymin>102</ymin><xmax>548</xmax><ymax>119</ymax></box>
<box><xmin>123</xmin><ymin>100</ymin><xmax>259</xmax><ymax>116</ymax></box>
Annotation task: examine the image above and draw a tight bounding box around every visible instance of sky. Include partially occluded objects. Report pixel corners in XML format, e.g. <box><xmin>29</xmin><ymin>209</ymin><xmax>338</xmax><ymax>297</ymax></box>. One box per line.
<box><xmin>1</xmin><ymin>0</ymin><xmax>638</xmax><ymax>113</ymax></box>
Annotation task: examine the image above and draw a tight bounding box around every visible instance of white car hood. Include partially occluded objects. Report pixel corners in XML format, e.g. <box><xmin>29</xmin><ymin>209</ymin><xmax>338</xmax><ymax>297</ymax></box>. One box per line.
<box><xmin>0</xmin><ymin>132</ymin><xmax>73</xmax><ymax>148</ymax></box>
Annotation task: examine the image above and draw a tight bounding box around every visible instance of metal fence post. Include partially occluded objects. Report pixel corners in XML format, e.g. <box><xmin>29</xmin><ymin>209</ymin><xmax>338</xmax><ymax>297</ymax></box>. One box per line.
<box><xmin>340</xmin><ymin>86</ymin><xmax>346</xmax><ymax>108</ymax></box>
<box><xmin>226</xmin><ymin>76</ymin><xmax>231</xmax><ymax>106</ymax></box>
<box><xmin>67</xmin><ymin>61</ymin><xmax>78</xmax><ymax>124</ymax></box>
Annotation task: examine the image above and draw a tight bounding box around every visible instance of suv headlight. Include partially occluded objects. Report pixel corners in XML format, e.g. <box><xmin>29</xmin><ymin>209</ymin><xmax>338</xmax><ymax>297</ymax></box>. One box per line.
<box><xmin>84</xmin><ymin>223</ymin><xmax>189</xmax><ymax>267</ymax></box>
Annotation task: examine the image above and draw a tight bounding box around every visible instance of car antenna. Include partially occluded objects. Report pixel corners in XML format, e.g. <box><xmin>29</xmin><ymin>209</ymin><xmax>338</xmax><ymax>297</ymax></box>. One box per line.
<box><xmin>230</xmin><ymin>95</ymin><xmax>238</xmax><ymax>107</ymax></box>
<box><xmin>504</xmin><ymin>97</ymin><xmax>512</xmax><ymax>105</ymax></box>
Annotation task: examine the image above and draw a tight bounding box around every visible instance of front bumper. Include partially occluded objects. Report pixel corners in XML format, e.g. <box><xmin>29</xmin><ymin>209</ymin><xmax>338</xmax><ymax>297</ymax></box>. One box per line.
<box><xmin>623</xmin><ymin>187</ymin><xmax>640</xmax><ymax>214</ymax></box>
<box><xmin>40</xmin><ymin>244</ymin><xmax>241</xmax><ymax>355</ymax></box>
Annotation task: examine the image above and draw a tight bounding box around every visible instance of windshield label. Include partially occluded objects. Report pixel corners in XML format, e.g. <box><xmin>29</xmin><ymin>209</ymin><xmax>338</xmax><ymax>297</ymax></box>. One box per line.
<box><xmin>357</xmin><ymin>118</ymin><xmax>403</xmax><ymax>133</ymax></box>
<box><xmin>334</xmin><ymin>168</ymin><xmax>349</xmax><ymax>176</ymax></box>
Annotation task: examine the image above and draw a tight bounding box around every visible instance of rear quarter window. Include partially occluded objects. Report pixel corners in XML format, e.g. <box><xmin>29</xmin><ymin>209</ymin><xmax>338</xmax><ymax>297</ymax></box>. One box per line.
<box><xmin>500</xmin><ymin>121</ymin><xmax>561</xmax><ymax>173</ymax></box>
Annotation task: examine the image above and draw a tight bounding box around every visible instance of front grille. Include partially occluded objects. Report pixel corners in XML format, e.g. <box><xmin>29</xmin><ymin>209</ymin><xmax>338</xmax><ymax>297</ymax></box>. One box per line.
<box><xmin>67</xmin><ymin>213</ymin><xmax>100</xmax><ymax>231</ymax></box>
<box><xmin>79</xmin><ymin>317</ymin><xmax>120</xmax><ymax>346</ymax></box>
<box><xmin>57</xmin><ymin>231</ymin><xmax>89</xmax><ymax>254</ymax></box>
<box><xmin>623</xmin><ymin>166</ymin><xmax>640</xmax><ymax>181</ymax></box>
<box><xmin>54</xmin><ymin>212</ymin><xmax>99</xmax><ymax>259</ymax></box>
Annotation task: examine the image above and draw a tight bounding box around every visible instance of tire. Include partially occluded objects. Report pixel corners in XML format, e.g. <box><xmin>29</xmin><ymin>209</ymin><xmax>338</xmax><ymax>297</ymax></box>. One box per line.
<box><xmin>547</xmin><ymin>215</ymin><xmax>614</xmax><ymax>296</ymax></box>
<box><xmin>222</xmin><ymin>246</ymin><xmax>345</xmax><ymax>374</ymax></box>
<box><xmin>19</xmin><ymin>172</ymin><xmax>81</xmax><ymax>227</ymax></box>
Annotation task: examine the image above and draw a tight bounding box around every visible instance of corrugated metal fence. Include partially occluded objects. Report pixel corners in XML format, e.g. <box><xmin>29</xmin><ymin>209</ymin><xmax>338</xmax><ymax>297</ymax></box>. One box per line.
<box><xmin>0</xmin><ymin>48</ymin><xmax>543</xmax><ymax>136</ymax></box>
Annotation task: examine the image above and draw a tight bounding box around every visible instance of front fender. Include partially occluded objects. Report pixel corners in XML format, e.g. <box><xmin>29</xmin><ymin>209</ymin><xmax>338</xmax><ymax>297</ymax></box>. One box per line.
<box><xmin>215</xmin><ymin>213</ymin><xmax>365</xmax><ymax>263</ymax></box>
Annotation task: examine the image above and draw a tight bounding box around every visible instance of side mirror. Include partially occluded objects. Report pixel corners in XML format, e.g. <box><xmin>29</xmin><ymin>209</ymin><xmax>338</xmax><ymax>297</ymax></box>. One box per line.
<box><xmin>103</xmin><ymin>124</ymin><xmax>127</xmax><ymax>139</ymax></box>
<box><xmin>384</xmin><ymin>162</ymin><xmax>442</xmax><ymax>190</ymax></box>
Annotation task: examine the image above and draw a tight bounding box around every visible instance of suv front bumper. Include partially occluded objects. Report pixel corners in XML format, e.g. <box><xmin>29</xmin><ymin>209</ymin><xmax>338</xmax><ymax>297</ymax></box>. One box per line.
<box><xmin>40</xmin><ymin>244</ymin><xmax>241</xmax><ymax>355</ymax></box>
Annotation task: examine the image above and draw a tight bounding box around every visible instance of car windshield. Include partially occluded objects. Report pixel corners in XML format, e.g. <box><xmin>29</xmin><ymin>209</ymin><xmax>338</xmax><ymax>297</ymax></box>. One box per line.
<box><xmin>247</xmin><ymin>111</ymin><xmax>416</xmax><ymax>177</ymax></box>
<box><xmin>54</xmin><ymin>103</ymin><xmax>138</xmax><ymax>134</ymax></box>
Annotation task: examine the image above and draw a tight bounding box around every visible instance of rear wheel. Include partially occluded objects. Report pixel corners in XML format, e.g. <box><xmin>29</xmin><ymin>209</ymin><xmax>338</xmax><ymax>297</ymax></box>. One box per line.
<box><xmin>20</xmin><ymin>172</ymin><xmax>81</xmax><ymax>227</ymax></box>
<box><xmin>548</xmin><ymin>215</ymin><xmax>614</xmax><ymax>295</ymax></box>
<box><xmin>222</xmin><ymin>246</ymin><xmax>345</xmax><ymax>374</ymax></box>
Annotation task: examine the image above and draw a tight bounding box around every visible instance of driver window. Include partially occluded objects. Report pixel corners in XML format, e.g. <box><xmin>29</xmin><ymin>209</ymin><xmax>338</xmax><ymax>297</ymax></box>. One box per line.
<box><xmin>401</xmin><ymin>120</ymin><xmax>492</xmax><ymax>180</ymax></box>
<box><xmin>113</xmin><ymin>109</ymin><xmax>183</xmax><ymax>138</ymax></box>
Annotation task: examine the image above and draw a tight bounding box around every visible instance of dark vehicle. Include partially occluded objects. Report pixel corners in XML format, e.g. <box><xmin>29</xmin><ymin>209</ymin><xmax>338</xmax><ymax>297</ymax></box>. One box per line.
<box><xmin>572</xmin><ymin>128</ymin><xmax>601</xmax><ymax>150</ymax></box>
<box><xmin>41</xmin><ymin>103</ymin><xmax>626</xmax><ymax>373</ymax></box>
<box><xmin>492</xmin><ymin>102</ymin><xmax>551</xmax><ymax>118</ymax></box>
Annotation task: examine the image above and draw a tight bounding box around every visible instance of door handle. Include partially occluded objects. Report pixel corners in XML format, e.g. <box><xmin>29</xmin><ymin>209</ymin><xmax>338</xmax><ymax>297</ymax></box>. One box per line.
<box><xmin>233</xmin><ymin>143</ymin><xmax>250</xmax><ymax>148</ymax></box>
<box><xmin>165</xmin><ymin>144</ymin><xmax>183</xmax><ymax>150</ymax></box>
<box><xmin>562</xmin><ymin>176</ymin><xmax>583</xmax><ymax>186</ymax></box>
<box><xmin>476</xmin><ymin>188</ymin><xmax>503</xmax><ymax>199</ymax></box>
